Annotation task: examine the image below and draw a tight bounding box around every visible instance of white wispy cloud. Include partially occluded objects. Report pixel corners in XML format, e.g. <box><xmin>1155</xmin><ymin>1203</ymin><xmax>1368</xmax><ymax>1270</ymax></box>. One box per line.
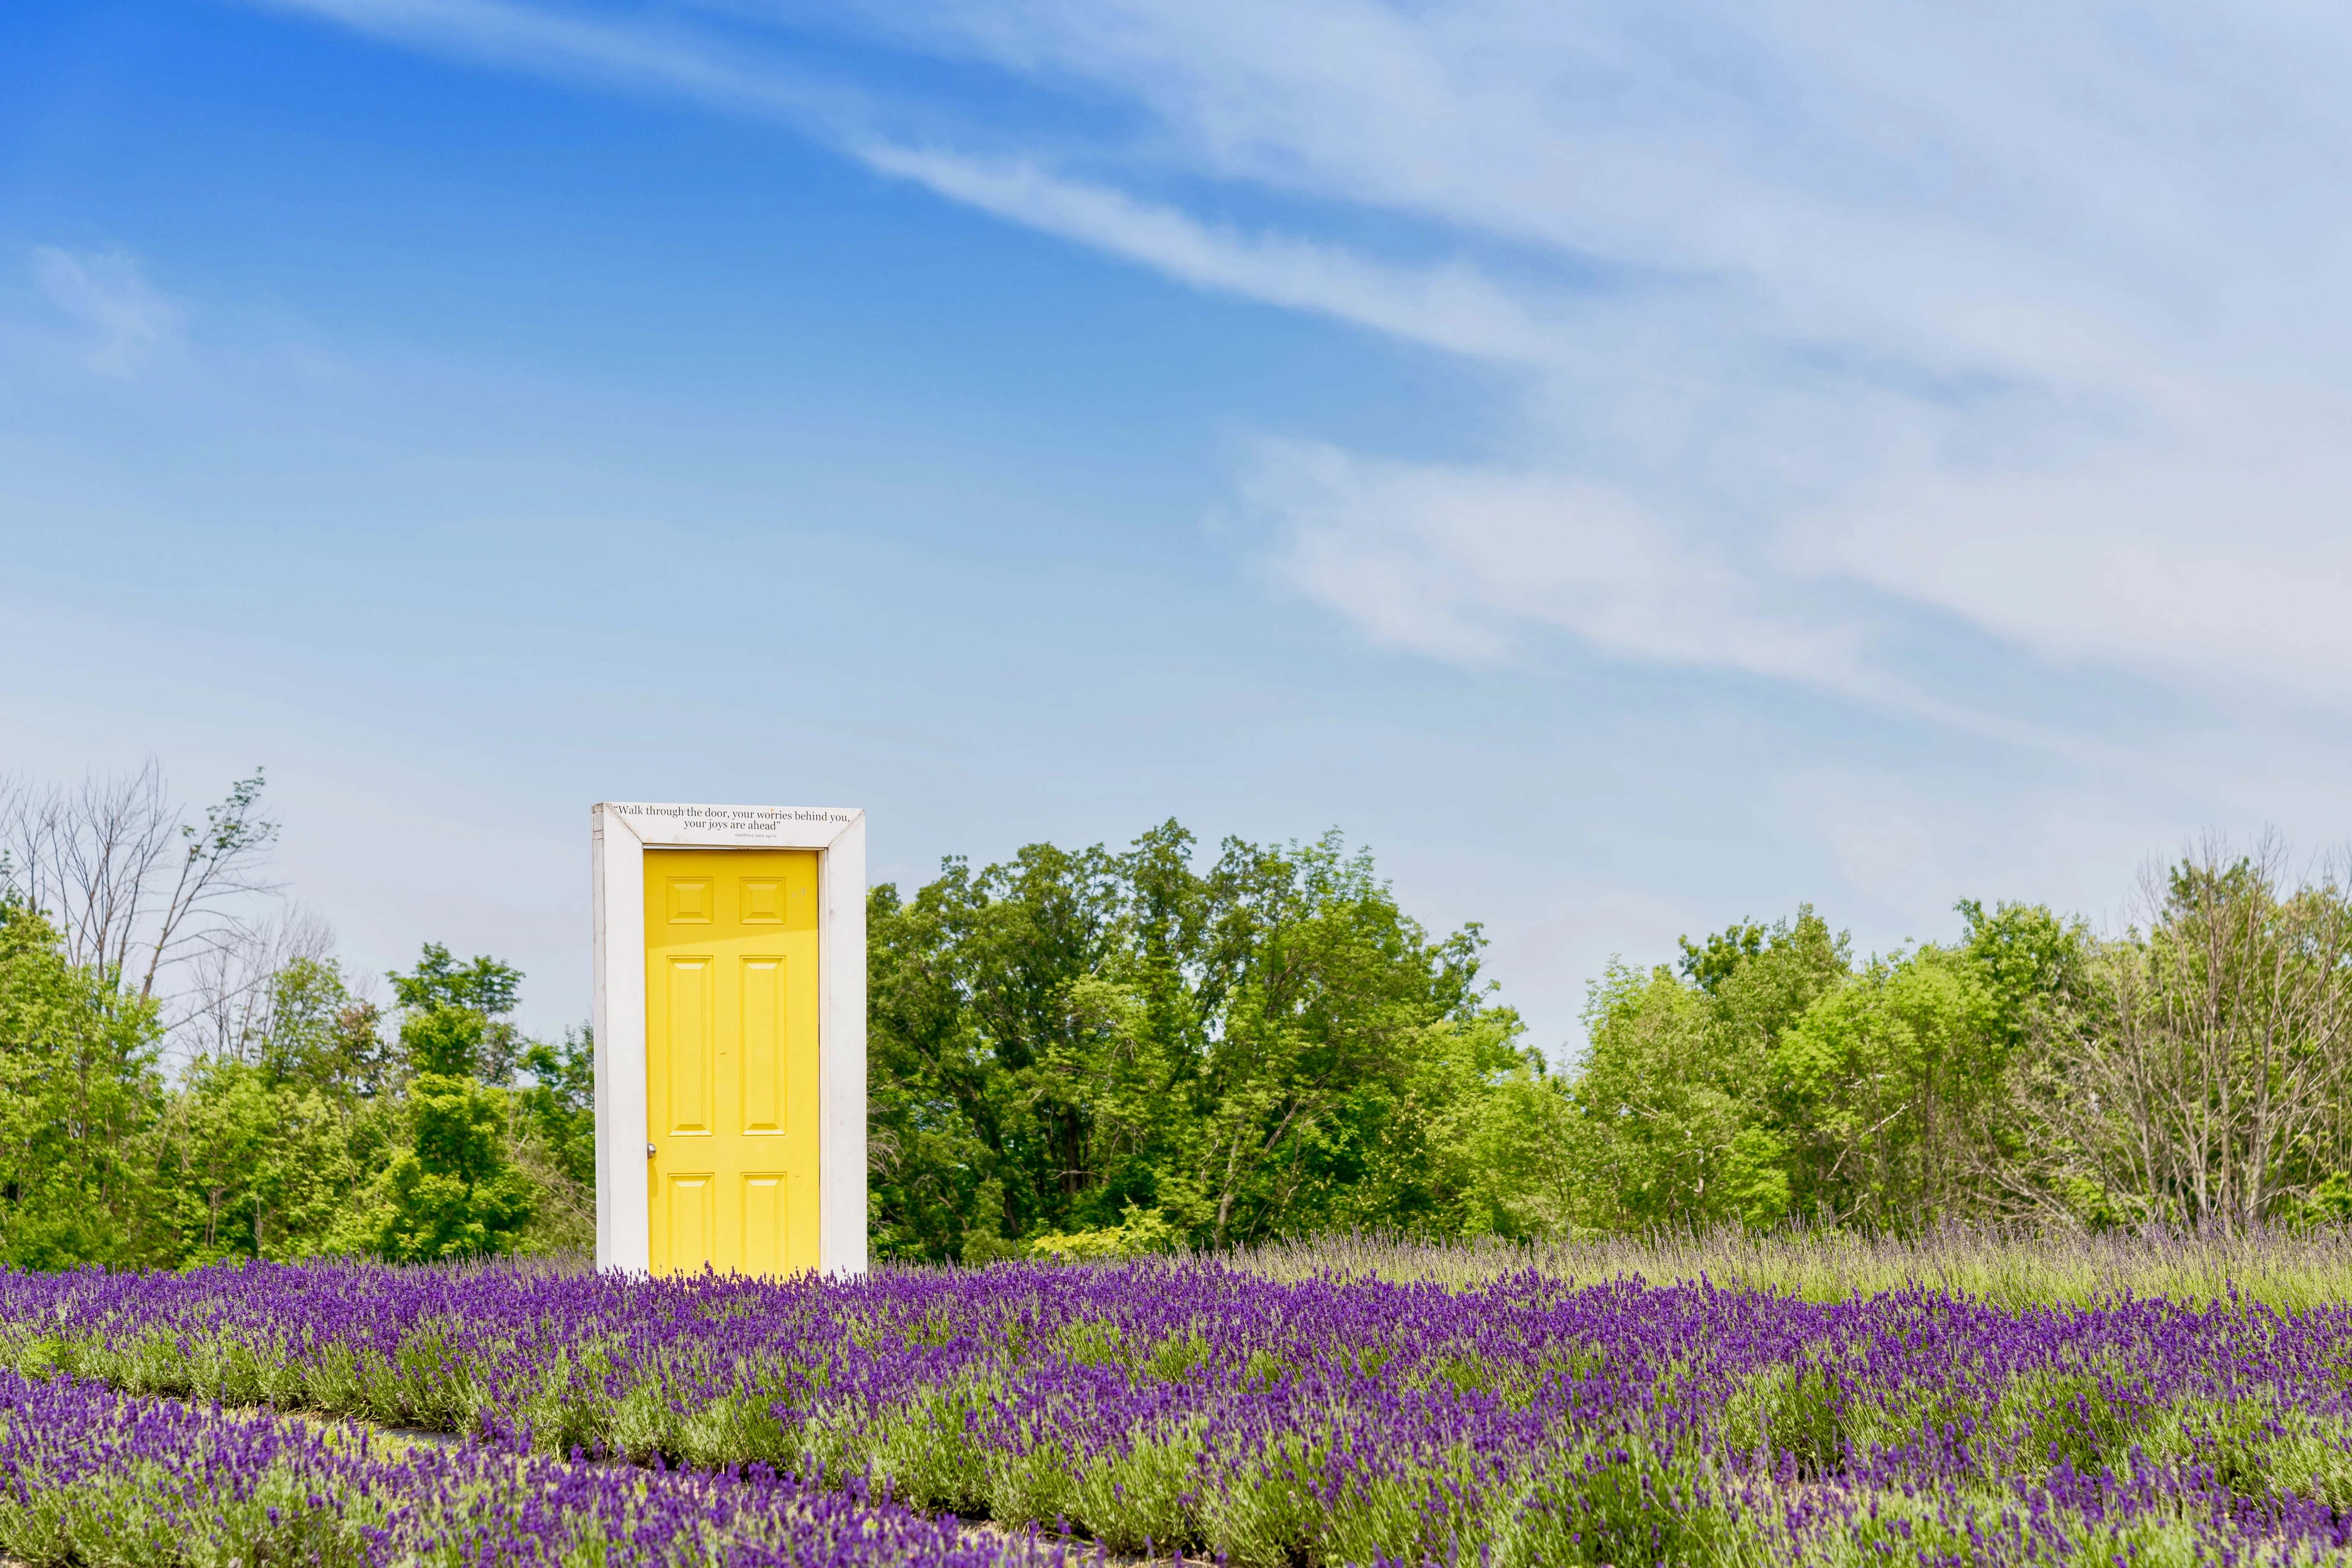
<box><xmin>262</xmin><ymin>0</ymin><xmax>1565</xmax><ymax>364</ymax></box>
<box><xmin>1239</xmin><ymin>439</ymin><xmax>1859</xmax><ymax>682</ymax></box>
<box><xmin>33</xmin><ymin>248</ymin><xmax>184</xmax><ymax>378</ymax></box>
<box><xmin>245</xmin><ymin>0</ymin><xmax>2352</xmax><ymax>722</ymax></box>
<box><xmin>854</xmin><ymin>146</ymin><xmax>1563</xmax><ymax>364</ymax></box>
<box><xmin>891</xmin><ymin>0</ymin><xmax>2352</xmax><ymax>715</ymax></box>
<box><xmin>255</xmin><ymin>0</ymin><xmax>854</xmax><ymax>120</ymax></box>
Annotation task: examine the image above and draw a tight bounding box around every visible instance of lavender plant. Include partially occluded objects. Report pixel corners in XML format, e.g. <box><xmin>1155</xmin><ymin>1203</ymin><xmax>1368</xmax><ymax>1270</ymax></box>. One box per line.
<box><xmin>0</xmin><ymin>1365</ymin><xmax>1055</xmax><ymax>1567</ymax></box>
<box><xmin>4</xmin><ymin>1258</ymin><xmax>2350</xmax><ymax>1565</ymax></box>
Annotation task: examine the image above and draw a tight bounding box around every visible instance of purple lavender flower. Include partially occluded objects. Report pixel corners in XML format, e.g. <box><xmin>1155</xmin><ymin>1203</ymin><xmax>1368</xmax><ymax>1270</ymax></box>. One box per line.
<box><xmin>3</xmin><ymin>1259</ymin><xmax>2348</xmax><ymax>1565</ymax></box>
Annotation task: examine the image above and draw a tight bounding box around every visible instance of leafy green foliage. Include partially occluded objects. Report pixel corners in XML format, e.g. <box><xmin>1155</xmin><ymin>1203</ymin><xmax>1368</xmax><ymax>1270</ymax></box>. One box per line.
<box><xmin>388</xmin><ymin>942</ymin><xmax>522</xmax><ymax>1018</ymax></box>
<box><xmin>0</xmin><ymin>898</ymin><xmax>164</xmax><ymax>1266</ymax></box>
<box><xmin>399</xmin><ymin>1004</ymin><xmax>484</xmax><ymax>1079</ymax></box>
<box><xmin>874</xmin><ymin>828</ymin><xmax>2305</xmax><ymax>1247</ymax></box>
<box><xmin>1571</xmin><ymin>963</ymin><xmax>1791</xmax><ymax>1227</ymax></box>
<box><xmin>370</xmin><ymin>1073</ymin><xmax>535</xmax><ymax>1262</ymax></box>
<box><xmin>868</xmin><ymin>822</ymin><xmax>1521</xmax><ymax>1261</ymax></box>
<box><xmin>1429</xmin><ymin>1039</ymin><xmax>1581</xmax><ymax>1238</ymax></box>
<box><xmin>1768</xmin><ymin>946</ymin><xmax>1998</xmax><ymax>1223</ymax></box>
<box><xmin>1446</xmin><ymin>901</ymin><xmax>2107</xmax><ymax>1234</ymax></box>
<box><xmin>388</xmin><ymin>943</ymin><xmax>525</xmax><ymax>1084</ymax></box>
<box><xmin>1676</xmin><ymin>920</ymin><xmax>1765</xmax><ymax>994</ymax></box>
<box><xmin>347</xmin><ymin>943</ymin><xmax>556</xmax><ymax>1260</ymax></box>
<box><xmin>360</xmin><ymin>940</ymin><xmax>562</xmax><ymax>1261</ymax></box>
<box><xmin>254</xmin><ymin>956</ymin><xmax>394</xmax><ymax>1098</ymax></box>
<box><xmin>152</xmin><ymin>1057</ymin><xmax>376</xmax><ymax>1264</ymax></box>
<box><xmin>517</xmin><ymin>1026</ymin><xmax>596</xmax><ymax>1191</ymax></box>
<box><xmin>0</xmin><ymin>899</ymin><xmax>583</xmax><ymax>1269</ymax></box>
<box><xmin>16</xmin><ymin>781</ymin><xmax>2352</xmax><ymax>1271</ymax></box>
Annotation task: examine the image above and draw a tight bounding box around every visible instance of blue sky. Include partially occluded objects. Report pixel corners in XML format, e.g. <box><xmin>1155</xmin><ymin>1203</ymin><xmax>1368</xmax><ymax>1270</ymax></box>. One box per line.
<box><xmin>6</xmin><ymin>0</ymin><xmax>2350</xmax><ymax>1054</ymax></box>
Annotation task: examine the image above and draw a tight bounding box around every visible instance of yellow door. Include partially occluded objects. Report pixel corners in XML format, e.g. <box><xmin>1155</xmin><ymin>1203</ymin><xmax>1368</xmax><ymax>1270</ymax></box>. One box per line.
<box><xmin>645</xmin><ymin>847</ymin><xmax>821</xmax><ymax>1276</ymax></box>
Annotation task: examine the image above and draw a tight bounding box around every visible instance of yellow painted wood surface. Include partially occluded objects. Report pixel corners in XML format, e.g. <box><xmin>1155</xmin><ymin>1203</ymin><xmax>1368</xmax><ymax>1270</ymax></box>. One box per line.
<box><xmin>644</xmin><ymin>848</ymin><xmax>820</xmax><ymax>1276</ymax></box>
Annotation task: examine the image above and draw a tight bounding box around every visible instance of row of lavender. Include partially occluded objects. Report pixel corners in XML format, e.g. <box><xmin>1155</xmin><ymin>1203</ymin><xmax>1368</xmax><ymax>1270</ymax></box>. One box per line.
<box><xmin>0</xmin><ymin>1366</ymin><xmax>1052</xmax><ymax>1568</ymax></box>
<box><xmin>3</xmin><ymin>1260</ymin><xmax>2350</xmax><ymax>1565</ymax></box>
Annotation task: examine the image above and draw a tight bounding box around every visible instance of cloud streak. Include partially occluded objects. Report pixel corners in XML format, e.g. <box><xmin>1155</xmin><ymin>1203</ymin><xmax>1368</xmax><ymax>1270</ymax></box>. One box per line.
<box><xmin>855</xmin><ymin>146</ymin><xmax>1565</xmax><ymax>364</ymax></box>
<box><xmin>246</xmin><ymin>0</ymin><xmax>2352</xmax><ymax>726</ymax></box>
<box><xmin>257</xmin><ymin>0</ymin><xmax>860</xmax><ymax>123</ymax></box>
<box><xmin>1239</xmin><ymin>439</ymin><xmax>1859</xmax><ymax>683</ymax></box>
<box><xmin>33</xmin><ymin>248</ymin><xmax>184</xmax><ymax>378</ymax></box>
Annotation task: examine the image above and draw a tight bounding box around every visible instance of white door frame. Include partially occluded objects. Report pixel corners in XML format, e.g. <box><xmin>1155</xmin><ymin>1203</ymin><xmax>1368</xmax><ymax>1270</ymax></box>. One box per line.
<box><xmin>590</xmin><ymin>801</ymin><xmax>866</xmax><ymax>1276</ymax></box>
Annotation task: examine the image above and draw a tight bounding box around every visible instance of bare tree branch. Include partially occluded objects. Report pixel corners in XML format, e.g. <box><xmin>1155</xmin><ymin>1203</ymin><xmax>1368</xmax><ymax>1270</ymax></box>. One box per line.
<box><xmin>2004</xmin><ymin>833</ymin><xmax>2352</xmax><ymax>1231</ymax></box>
<box><xmin>0</xmin><ymin>763</ymin><xmax>283</xmax><ymax>1058</ymax></box>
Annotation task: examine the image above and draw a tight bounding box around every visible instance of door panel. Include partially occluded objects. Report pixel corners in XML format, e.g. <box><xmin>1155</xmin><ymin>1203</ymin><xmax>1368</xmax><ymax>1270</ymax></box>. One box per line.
<box><xmin>740</xmin><ymin>959</ymin><xmax>785</xmax><ymax>1135</ymax></box>
<box><xmin>740</xmin><ymin>879</ymin><xmax>784</xmax><ymax>923</ymax></box>
<box><xmin>666</xmin><ymin>877</ymin><xmax>712</xmax><ymax>924</ymax></box>
<box><xmin>742</xmin><ymin>1174</ymin><xmax>788</xmax><ymax>1275</ymax></box>
<box><xmin>665</xmin><ymin>1174</ymin><xmax>713</xmax><ymax>1273</ymax></box>
<box><xmin>665</xmin><ymin>959</ymin><xmax>712</xmax><ymax>1135</ymax></box>
<box><xmin>645</xmin><ymin>848</ymin><xmax>820</xmax><ymax>1277</ymax></box>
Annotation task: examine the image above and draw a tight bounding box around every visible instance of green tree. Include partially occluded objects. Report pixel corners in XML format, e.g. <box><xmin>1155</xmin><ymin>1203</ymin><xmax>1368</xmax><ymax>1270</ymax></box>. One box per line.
<box><xmin>1677</xmin><ymin>921</ymin><xmax>1766</xmax><ymax>994</ymax></box>
<box><xmin>1177</xmin><ymin>834</ymin><xmax>1496</xmax><ymax>1244</ymax></box>
<box><xmin>348</xmin><ymin>941</ymin><xmax>549</xmax><ymax>1260</ymax></box>
<box><xmin>1958</xmin><ymin>898</ymin><xmax>2090</xmax><ymax>1049</ymax></box>
<box><xmin>388</xmin><ymin>943</ymin><xmax>525</xmax><ymax>1083</ymax></box>
<box><xmin>368</xmin><ymin>1073</ymin><xmax>534</xmax><ymax>1262</ymax></box>
<box><xmin>150</xmin><ymin>949</ymin><xmax>409</xmax><ymax>1265</ymax></box>
<box><xmin>152</xmin><ymin>1057</ymin><xmax>368</xmax><ymax>1263</ymax></box>
<box><xmin>1704</xmin><ymin>906</ymin><xmax>1852</xmax><ymax>1063</ymax></box>
<box><xmin>1769</xmin><ymin>946</ymin><xmax>1996</xmax><ymax>1225</ymax></box>
<box><xmin>866</xmin><ymin>872</ymin><xmax>1027</xmax><ymax>1262</ymax></box>
<box><xmin>1554</xmin><ymin>909</ymin><xmax>1854</xmax><ymax>1233</ymax></box>
<box><xmin>507</xmin><ymin>1025</ymin><xmax>597</xmax><ymax>1254</ymax></box>
<box><xmin>256</xmin><ymin>956</ymin><xmax>393</xmax><ymax>1099</ymax></box>
<box><xmin>866</xmin><ymin>823</ymin><xmax>1512</xmax><ymax>1259</ymax></box>
<box><xmin>2014</xmin><ymin>843</ymin><xmax>2352</xmax><ymax>1230</ymax></box>
<box><xmin>517</xmin><ymin>1025</ymin><xmax>596</xmax><ymax>1189</ymax></box>
<box><xmin>1570</xmin><ymin>963</ymin><xmax>1790</xmax><ymax>1228</ymax></box>
<box><xmin>401</xmin><ymin>1003</ymin><xmax>487</xmax><ymax>1079</ymax></box>
<box><xmin>1411</xmin><ymin>1016</ymin><xmax>1568</xmax><ymax>1237</ymax></box>
<box><xmin>0</xmin><ymin>898</ymin><xmax>164</xmax><ymax>1267</ymax></box>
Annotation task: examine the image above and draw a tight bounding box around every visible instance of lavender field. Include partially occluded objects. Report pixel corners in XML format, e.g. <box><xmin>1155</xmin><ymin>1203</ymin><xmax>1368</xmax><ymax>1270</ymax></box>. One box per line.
<box><xmin>0</xmin><ymin>1367</ymin><xmax>1048</xmax><ymax>1568</ymax></box>
<box><xmin>3</xmin><ymin>1242</ymin><xmax>2352</xmax><ymax>1567</ymax></box>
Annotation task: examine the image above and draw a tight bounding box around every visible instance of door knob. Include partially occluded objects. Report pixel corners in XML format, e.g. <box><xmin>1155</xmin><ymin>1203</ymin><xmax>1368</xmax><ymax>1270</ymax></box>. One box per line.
<box><xmin>646</xmin><ymin>1142</ymin><xmax>657</xmax><ymax>1157</ymax></box>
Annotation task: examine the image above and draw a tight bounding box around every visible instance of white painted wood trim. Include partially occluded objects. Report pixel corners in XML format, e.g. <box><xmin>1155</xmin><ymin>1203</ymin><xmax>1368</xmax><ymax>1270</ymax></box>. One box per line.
<box><xmin>590</xmin><ymin>801</ymin><xmax>866</xmax><ymax>1277</ymax></box>
<box><xmin>590</xmin><ymin>805</ymin><xmax>648</xmax><ymax>1273</ymax></box>
<box><xmin>818</xmin><ymin>811</ymin><xmax>867</xmax><ymax>1277</ymax></box>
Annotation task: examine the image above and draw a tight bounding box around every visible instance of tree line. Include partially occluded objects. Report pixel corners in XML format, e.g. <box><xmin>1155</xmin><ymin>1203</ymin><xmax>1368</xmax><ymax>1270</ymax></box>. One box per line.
<box><xmin>871</xmin><ymin>827</ymin><xmax>2352</xmax><ymax>1257</ymax></box>
<box><xmin>6</xmin><ymin>764</ymin><xmax>2348</xmax><ymax>1271</ymax></box>
<box><xmin>0</xmin><ymin>767</ymin><xmax>591</xmax><ymax>1268</ymax></box>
